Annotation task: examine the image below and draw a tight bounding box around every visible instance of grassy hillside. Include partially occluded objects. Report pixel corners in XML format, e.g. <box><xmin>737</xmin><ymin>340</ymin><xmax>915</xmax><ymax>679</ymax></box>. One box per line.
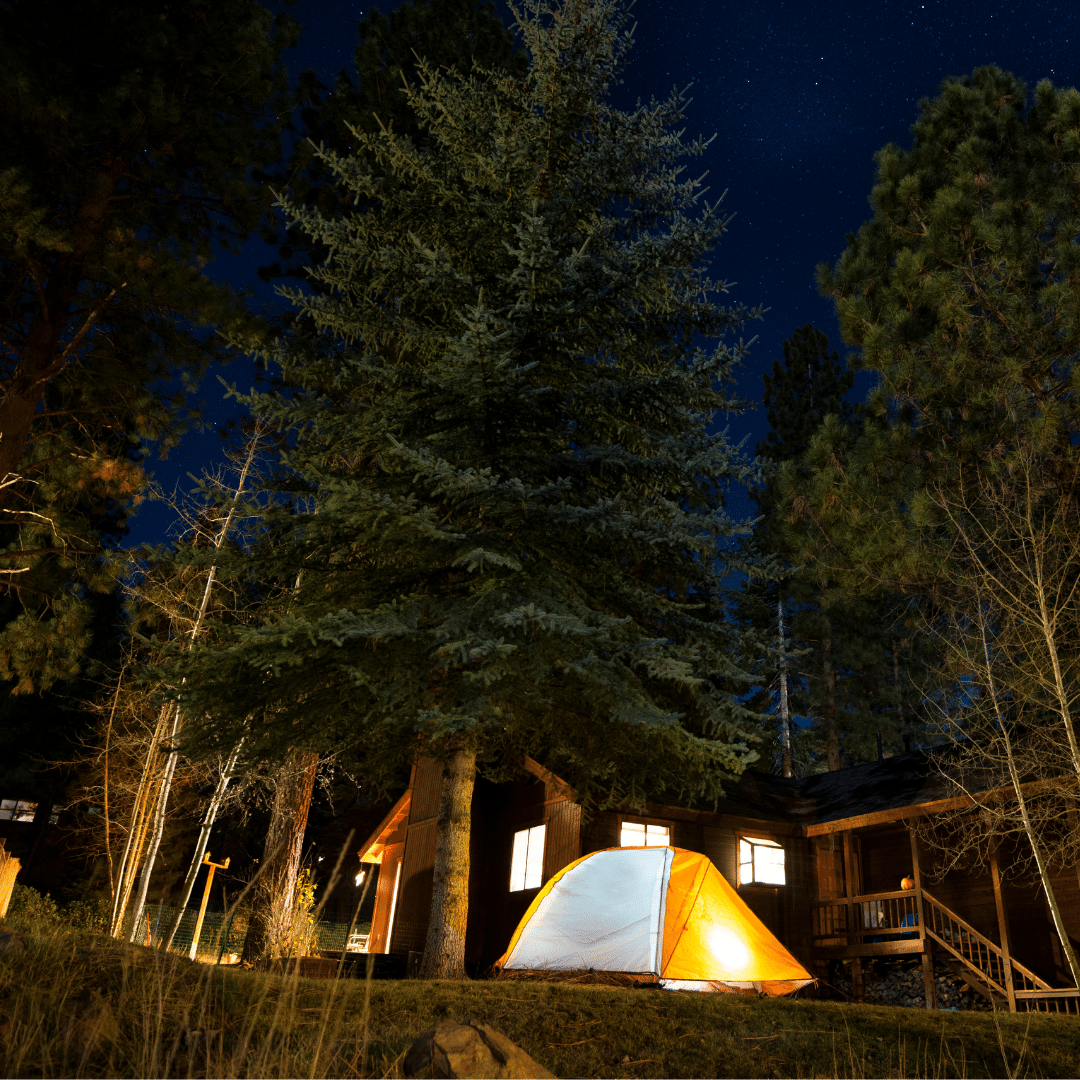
<box><xmin>1</xmin><ymin>918</ymin><xmax>1077</xmax><ymax>1078</ymax></box>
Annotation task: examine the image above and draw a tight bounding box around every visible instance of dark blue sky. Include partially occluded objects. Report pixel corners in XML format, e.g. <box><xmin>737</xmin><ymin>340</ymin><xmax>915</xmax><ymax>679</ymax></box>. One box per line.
<box><xmin>139</xmin><ymin>0</ymin><xmax>1080</xmax><ymax>541</ymax></box>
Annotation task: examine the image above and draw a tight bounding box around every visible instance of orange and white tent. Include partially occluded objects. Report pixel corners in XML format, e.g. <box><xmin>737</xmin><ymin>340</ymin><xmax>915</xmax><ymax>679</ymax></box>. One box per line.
<box><xmin>495</xmin><ymin>847</ymin><xmax>813</xmax><ymax>995</ymax></box>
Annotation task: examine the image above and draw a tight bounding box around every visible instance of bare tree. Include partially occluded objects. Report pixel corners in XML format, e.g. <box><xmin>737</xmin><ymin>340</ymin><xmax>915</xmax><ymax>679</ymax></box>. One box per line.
<box><xmin>920</xmin><ymin>447</ymin><xmax>1080</xmax><ymax>986</ymax></box>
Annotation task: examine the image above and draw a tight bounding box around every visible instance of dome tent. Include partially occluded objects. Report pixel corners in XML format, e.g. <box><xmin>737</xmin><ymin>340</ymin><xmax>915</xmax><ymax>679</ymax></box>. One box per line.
<box><xmin>495</xmin><ymin>847</ymin><xmax>814</xmax><ymax>994</ymax></box>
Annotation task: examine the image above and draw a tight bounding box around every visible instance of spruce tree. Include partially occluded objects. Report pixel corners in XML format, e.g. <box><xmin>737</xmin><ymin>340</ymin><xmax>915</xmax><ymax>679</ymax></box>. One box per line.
<box><xmin>171</xmin><ymin>0</ymin><xmax>763</xmax><ymax>979</ymax></box>
<box><xmin>0</xmin><ymin>0</ymin><xmax>296</xmax><ymax>690</ymax></box>
<box><xmin>264</xmin><ymin>0</ymin><xmax>525</xmax><ymax>286</ymax></box>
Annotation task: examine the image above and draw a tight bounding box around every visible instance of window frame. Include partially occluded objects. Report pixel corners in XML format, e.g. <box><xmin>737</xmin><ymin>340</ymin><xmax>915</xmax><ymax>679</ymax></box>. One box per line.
<box><xmin>738</xmin><ymin>834</ymin><xmax>787</xmax><ymax>887</ymax></box>
<box><xmin>618</xmin><ymin>817</ymin><xmax>672</xmax><ymax>848</ymax></box>
<box><xmin>509</xmin><ymin>822</ymin><xmax>546</xmax><ymax>892</ymax></box>
<box><xmin>0</xmin><ymin>798</ymin><xmax>38</xmax><ymax>823</ymax></box>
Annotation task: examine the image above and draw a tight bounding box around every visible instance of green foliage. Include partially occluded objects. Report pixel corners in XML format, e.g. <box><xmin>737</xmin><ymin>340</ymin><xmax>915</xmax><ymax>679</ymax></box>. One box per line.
<box><xmin>6</xmin><ymin>883</ymin><xmax>60</xmax><ymax>925</ymax></box>
<box><xmin>171</xmin><ymin>0</ymin><xmax>764</xmax><ymax>811</ymax></box>
<box><xmin>0</xmin><ymin>0</ymin><xmax>297</xmax><ymax>690</ymax></box>
<box><xmin>61</xmin><ymin>897</ymin><xmax>111</xmax><ymax>934</ymax></box>
<box><xmin>266</xmin><ymin>0</ymin><xmax>525</xmax><ymax>285</ymax></box>
<box><xmin>740</xmin><ymin>325</ymin><xmax>931</xmax><ymax>771</ymax></box>
<box><xmin>806</xmin><ymin>66</ymin><xmax>1080</xmax><ymax>592</ymax></box>
<box><xmin>765</xmin><ymin>69</ymin><xmax>1080</xmax><ymax>769</ymax></box>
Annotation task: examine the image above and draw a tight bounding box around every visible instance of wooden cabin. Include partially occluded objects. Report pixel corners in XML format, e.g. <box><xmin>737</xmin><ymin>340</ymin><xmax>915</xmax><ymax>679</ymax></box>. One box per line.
<box><xmin>357</xmin><ymin>751</ymin><xmax>1080</xmax><ymax>1012</ymax></box>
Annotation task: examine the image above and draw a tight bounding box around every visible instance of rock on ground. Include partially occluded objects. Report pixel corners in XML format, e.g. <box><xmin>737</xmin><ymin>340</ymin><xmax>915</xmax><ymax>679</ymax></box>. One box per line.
<box><xmin>404</xmin><ymin>1019</ymin><xmax>555</xmax><ymax>1079</ymax></box>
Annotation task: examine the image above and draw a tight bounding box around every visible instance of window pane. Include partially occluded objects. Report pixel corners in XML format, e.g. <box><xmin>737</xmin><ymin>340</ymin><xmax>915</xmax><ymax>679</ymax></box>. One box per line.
<box><xmin>524</xmin><ymin>824</ymin><xmax>545</xmax><ymax>889</ymax></box>
<box><xmin>738</xmin><ymin>837</ymin><xmax>753</xmax><ymax>883</ymax></box>
<box><xmin>510</xmin><ymin>829</ymin><xmax>530</xmax><ymax>892</ymax></box>
<box><xmin>620</xmin><ymin>821</ymin><xmax>646</xmax><ymax>846</ymax></box>
<box><xmin>644</xmin><ymin>824</ymin><xmax>670</xmax><ymax>847</ymax></box>
<box><xmin>745</xmin><ymin>839</ymin><xmax>785</xmax><ymax>885</ymax></box>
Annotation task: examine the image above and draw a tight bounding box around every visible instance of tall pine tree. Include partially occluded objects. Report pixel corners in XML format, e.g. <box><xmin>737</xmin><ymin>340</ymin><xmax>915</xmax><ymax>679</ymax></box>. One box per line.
<box><xmin>170</xmin><ymin>0</ymin><xmax>764</xmax><ymax>979</ymax></box>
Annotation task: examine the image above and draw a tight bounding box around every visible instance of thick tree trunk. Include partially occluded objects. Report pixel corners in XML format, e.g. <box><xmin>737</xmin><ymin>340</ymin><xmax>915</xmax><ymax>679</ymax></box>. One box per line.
<box><xmin>242</xmin><ymin>748</ymin><xmax>319</xmax><ymax>964</ymax></box>
<box><xmin>419</xmin><ymin>739</ymin><xmax>477</xmax><ymax>980</ymax></box>
<box><xmin>822</xmin><ymin>626</ymin><xmax>840</xmax><ymax>771</ymax></box>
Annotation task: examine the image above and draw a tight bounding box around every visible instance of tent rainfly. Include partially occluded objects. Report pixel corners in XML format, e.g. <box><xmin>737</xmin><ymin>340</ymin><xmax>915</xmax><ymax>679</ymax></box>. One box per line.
<box><xmin>495</xmin><ymin>847</ymin><xmax>814</xmax><ymax>995</ymax></box>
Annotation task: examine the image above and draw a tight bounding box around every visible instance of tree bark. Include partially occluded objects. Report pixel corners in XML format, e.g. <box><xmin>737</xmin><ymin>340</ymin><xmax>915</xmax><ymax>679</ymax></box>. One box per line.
<box><xmin>242</xmin><ymin>747</ymin><xmax>319</xmax><ymax>964</ymax></box>
<box><xmin>778</xmin><ymin>595</ymin><xmax>792</xmax><ymax>778</ymax></box>
<box><xmin>162</xmin><ymin>738</ymin><xmax>244</xmax><ymax>951</ymax></box>
<box><xmin>127</xmin><ymin>705</ymin><xmax>182</xmax><ymax>942</ymax></box>
<box><xmin>822</xmin><ymin>625</ymin><xmax>840</xmax><ymax>771</ymax></box>
<box><xmin>419</xmin><ymin>739</ymin><xmax>477</xmax><ymax>980</ymax></box>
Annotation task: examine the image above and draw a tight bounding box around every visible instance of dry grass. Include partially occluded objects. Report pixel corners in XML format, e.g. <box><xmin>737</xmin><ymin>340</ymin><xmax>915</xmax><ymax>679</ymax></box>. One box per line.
<box><xmin>1</xmin><ymin>917</ymin><xmax>1078</xmax><ymax>1078</ymax></box>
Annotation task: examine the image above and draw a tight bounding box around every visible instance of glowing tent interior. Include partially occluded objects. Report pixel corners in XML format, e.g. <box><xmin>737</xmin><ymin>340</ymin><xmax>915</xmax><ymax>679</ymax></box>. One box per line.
<box><xmin>495</xmin><ymin>846</ymin><xmax>814</xmax><ymax>994</ymax></box>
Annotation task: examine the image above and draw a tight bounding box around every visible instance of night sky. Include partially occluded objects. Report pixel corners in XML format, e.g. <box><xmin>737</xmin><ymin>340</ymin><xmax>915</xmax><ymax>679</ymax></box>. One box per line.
<box><xmin>142</xmin><ymin>0</ymin><xmax>1080</xmax><ymax>542</ymax></box>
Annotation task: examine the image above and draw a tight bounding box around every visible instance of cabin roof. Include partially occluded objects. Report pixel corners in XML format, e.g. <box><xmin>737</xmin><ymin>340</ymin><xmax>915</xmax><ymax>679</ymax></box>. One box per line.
<box><xmin>709</xmin><ymin>748</ymin><xmax>961</xmax><ymax>834</ymax></box>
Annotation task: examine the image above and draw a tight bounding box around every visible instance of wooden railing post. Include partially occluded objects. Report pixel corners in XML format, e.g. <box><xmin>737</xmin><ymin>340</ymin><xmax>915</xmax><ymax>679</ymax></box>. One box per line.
<box><xmin>909</xmin><ymin>823</ymin><xmax>937</xmax><ymax>1009</ymax></box>
<box><xmin>841</xmin><ymin>830</ymin><xmax>864</xmax><ymax>1000</ymax></box>
<box><xmin>990</xmin><ymin>845</ymin><xmax>1016</xmax><ymax>1013</ymax></box>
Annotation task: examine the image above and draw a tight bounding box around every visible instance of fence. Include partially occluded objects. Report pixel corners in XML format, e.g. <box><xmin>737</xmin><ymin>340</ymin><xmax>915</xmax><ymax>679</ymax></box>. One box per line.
<box><xmin>138</xmin><ymin>903</ymin><xmax>371</xmax><ymax>963</ymax></box>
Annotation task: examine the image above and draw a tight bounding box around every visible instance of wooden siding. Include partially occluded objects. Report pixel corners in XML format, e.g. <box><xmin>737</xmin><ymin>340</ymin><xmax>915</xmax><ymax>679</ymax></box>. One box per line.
<box><xmin>581</xmin><ymin>809</ymin><xmax>620</xmax><ymax>854</ymax></box>
<box><xmin>366</xmin><ymin>842</ymin><xmax>403</xmax><ymax>954</ymax></box>
<box><xmin>392</xmin><ymin>817</ymin><xmax>438</xmax><ymax>955</ymax></box>
<box><xmin>544</xmin><ymin>800</ymin><xmax>581</xmax><ymax>879</ymax></box>
<box><xmin>700</xmin><ymin>826</ymin><xmax>737</xmax><ymax>886</ymax></box>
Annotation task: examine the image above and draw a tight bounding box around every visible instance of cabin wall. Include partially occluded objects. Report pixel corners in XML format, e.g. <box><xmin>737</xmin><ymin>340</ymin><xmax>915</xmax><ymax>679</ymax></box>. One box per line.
<box><xmin>997</xmin><ymin>838</ymin><xmax>1080</xmax><ymax>987</ymax></box>
<box><xmin>583</xmin><ymin>808</ymin><xmax>812</xmax><ymax>959</ymax></box>
<box><xmin>384</xmin><ymin>760</ymin><xmax>582</xmax><ymax>968</ymax></box>
<box><xmin>390</xmin><ymin>757</ymin><xmax>443</xmax><ymax>956</ymax></box>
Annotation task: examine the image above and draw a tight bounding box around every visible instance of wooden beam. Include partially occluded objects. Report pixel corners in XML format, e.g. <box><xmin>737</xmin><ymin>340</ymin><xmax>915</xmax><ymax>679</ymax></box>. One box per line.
<box><xmin>908</xmin><ymin>823</ymin><xmax>936</xmax><ymax>1010</ymax></box>
<box><xmin>842</xmin><ymin>830</ymin><xmax>855</xmax><ymax>946</ymax></box>
<box><xmin>811</xmin><ymin>939</ymin><xmax>925</xmax><ymax>959</ymax></box>
<box><xmin>357</xmin><ymin>790</ymin><xmax>411</xmax><ymax>863</ymax></box>
<box><xmin>804</xmin><ymin>776</ymin><xmax>1065</xmax><ymax>838</ymax></box>
<box><xmin>522</xmin><ymin>756</ymin><xmax>576</xmax><ymax>802</ymax></box>
<box><xmin>989</xmin><ymin>845</ymin><xmax>1017</xmax><ymax>1013</ymax></box>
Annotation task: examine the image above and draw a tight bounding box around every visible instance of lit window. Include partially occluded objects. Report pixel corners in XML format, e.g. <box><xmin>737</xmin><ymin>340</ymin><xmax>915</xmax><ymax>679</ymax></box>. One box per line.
<box><xmin>620</xmin><ymin>821</ymin><xmax>670</xmax><ymax>847</ymax></box>
<box><xmin>0</xmin><ymin>799</ymin><xmax>37</xmax><ymax>822</ymax></box>
<box><xmin>739</xmin><ymin>837</ymin><xmax>786</xmax><ymax>886</ymax></box>
<box><xmin>510</xmin><ymin>824</ymin><xmax>546</xmax><ymax>891</ymax></box>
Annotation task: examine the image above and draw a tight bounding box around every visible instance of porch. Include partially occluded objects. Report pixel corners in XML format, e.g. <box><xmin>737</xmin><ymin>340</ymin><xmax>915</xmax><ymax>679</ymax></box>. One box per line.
<box><xmin>808</xmin><ymin>863</ymin><xmax>1079</xmax><ymax>1014</ymax></box>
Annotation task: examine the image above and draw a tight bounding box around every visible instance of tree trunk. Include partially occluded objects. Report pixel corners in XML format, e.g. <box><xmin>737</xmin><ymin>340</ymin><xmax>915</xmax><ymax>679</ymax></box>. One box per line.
<box><xmin>127</xmin><ymin>705</ymin><xmax>182</xmax><ymax>942</ymax></box>
<box><xmin>778</xmin><ymin>595</ymin><xmax>792</xmax><ymax>778</ymax></box>
<box><xmin>822</xmin><ymin>625</ymin><xmax>840</xmax><ymax>771</ymax></box>
<box><xmin>162</xmin><ymin>738</ymin><xmax>244</xmax><ymax>951</ymax></box>
<box><xmin>419</xmin><ymin>739</ymin><xmax>477</xmax><ymax>980</ymax></box>
<box><xmin>242</xmin><ymin>748</ymin><xmax>319</xmax><ymax>964</ymax></box>
<box><xmin>109</xmin><ymin>703</ymin><xmax>169</xmax><ymax>936</ymax></box>
<box><xmin>892</xmin><ymin>643</ymin><xmax>906</xmax><ymax>754</ymax></box>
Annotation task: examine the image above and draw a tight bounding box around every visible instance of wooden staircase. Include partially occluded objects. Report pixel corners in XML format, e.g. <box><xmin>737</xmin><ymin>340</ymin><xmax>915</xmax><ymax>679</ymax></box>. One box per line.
<box><xmin>922</xmin><ymin>889</ymin><xmax>1080</xmax><ymax>1014</ymax></box>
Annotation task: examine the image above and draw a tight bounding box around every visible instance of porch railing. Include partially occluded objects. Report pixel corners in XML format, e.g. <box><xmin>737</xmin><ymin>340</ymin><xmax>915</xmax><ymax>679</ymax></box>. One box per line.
<box><xmin>811</xmin><ymin>888</ymin><xmax>920</xmax><ymax>947</ymax></box>
<box><xmin>810</xmin><ymin>886</ymin><xmax>1079</xmax><ymax>1013</ymax></box>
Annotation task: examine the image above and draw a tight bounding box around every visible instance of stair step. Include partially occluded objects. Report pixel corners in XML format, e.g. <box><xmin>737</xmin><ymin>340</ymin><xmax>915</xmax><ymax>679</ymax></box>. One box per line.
<box><xmin>940</xmin><ymin>955</ymin><xmax>1008</xmax><ymax>1006</ymax></box>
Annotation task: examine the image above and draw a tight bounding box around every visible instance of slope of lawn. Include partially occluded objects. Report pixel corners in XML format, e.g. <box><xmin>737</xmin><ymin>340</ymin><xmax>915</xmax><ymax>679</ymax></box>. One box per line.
<box><xmin>1</xmin><ymin>918</ymin><xmax>1077</xmax><ymax>1078</ymax></box>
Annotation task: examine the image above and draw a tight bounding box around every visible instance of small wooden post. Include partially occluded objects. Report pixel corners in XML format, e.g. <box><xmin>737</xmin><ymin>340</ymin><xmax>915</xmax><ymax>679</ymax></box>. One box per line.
<box><xmin>908</xmin><ymin>824</ymin><xmax>937</xmax><ymax>1009</ymax></box>
<box><xmin>989</xmin><ymin>845</ymin><xmax>1016</xmax><ymax>1013</ymax></box>
<box><xmin>189</xmin><ymin>852</ymin><xmax>230</xmax><ymax>961</ymax></box>
<box><xmin>842</xmin><ymin>830</ymin><xmax>864</xmax><ymax>1000</ymax></box>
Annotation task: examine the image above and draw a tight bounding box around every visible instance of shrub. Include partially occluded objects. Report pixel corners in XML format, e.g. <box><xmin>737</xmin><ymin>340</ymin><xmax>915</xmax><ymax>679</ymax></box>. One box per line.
<box><xmin>5</xmin><ymin>883</ymin><xmax>59</xmax><ymax>925</ymax></box>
